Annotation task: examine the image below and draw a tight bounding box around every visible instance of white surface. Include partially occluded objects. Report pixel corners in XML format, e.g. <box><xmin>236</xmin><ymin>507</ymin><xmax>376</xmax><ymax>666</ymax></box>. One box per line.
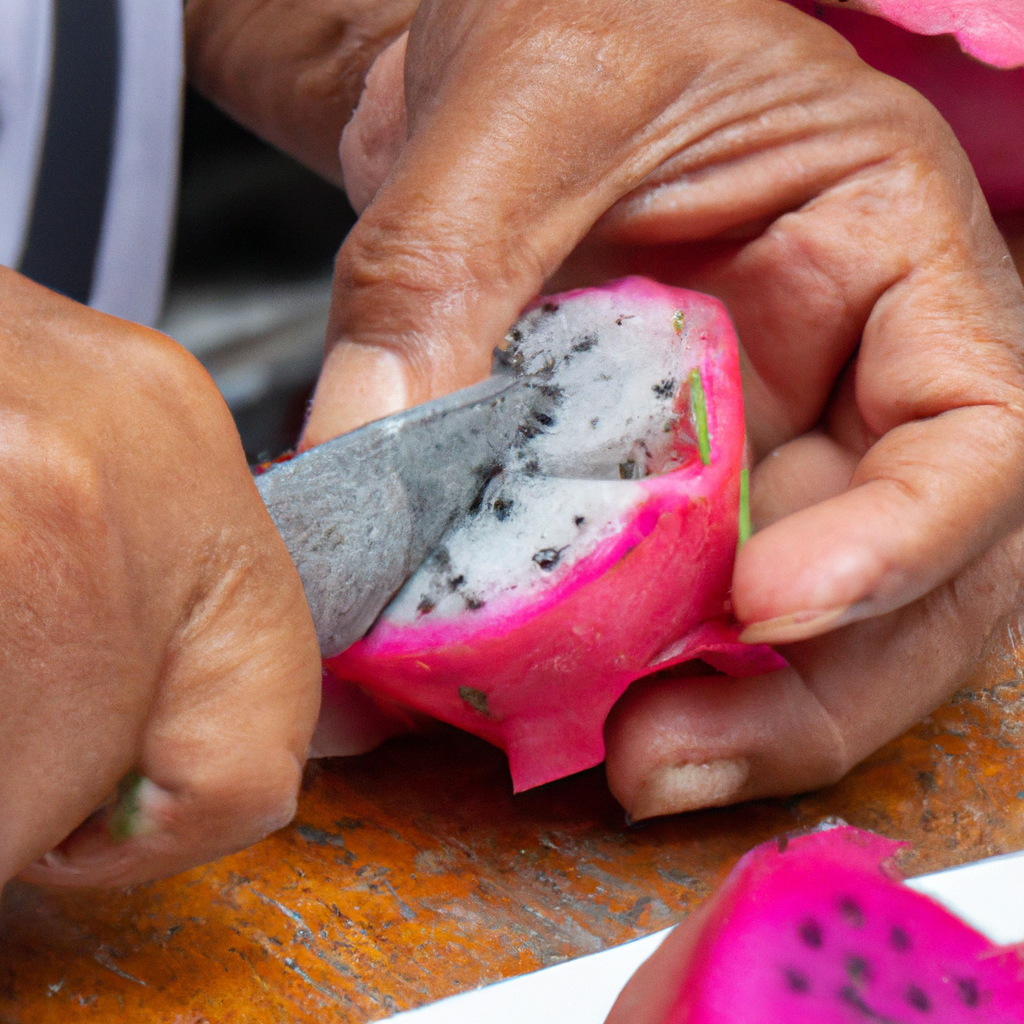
<box><xmin>906</xmin><ymin>846</ymin><xmax>1024</xmax><ymax>945</ymax></box>
<box><xmin>385</xmin><ymin>847</ymin><xmax>1024</xmax><ymax>1024</ymax></box>
<box><xmin>0</xmin><ymin>0</ymin><xmax>53</xmax><ymax>269</ymax></box>
<box><xmin>387</xmin><ymin>928</ymin><xmax>671</xmax><ymax>1024</ymax></box>
<box><xmin>90</xmin><ymin>0</ymin><xmax>183</xmax><ymax>326</ymax></box>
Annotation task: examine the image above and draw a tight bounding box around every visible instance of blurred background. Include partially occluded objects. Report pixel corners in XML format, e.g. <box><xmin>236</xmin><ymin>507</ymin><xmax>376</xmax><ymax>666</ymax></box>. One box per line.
<box><xmin>160</xmin><ymin>88</ymin><xmax>357</xmax><ymax>463</ymax></box>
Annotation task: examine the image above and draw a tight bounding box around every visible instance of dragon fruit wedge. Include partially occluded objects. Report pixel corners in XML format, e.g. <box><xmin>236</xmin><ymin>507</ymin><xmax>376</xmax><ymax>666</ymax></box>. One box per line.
<box><xmin>326</xmin><ymin>277</ymin><xmax>783</xmax><ymax>792</ymax></box>
<box><xmin>615</xmin><ymin>825</ymin><xmax>1024</xmax><ymax>1023</ymax></box>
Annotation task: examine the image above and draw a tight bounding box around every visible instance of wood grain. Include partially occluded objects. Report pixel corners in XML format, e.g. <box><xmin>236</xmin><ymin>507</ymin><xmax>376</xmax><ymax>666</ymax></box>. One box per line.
<box><xmin>3</xmin><ymin>623</ymin><xmax>1023</xmax><ymax>1023</ymax></box>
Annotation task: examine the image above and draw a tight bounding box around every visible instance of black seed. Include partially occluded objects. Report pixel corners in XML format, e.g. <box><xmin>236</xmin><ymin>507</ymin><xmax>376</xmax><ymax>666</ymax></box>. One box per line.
<box><xmin>839</xmin><ymin>897</ymin><xmax>865</xmax><ymax>928</ymax></box>
<box><xmin>447</xmin><ymin>574</ymin><xmax>466</xmax><ymax>592</ymax></box>
<box><xmin>542</xmin><ymin>301</ymin><xmax>560</xmax><ymax>313</ymax></box>
<box><xmin>416</xmin><ymin>596</ymin><xmax>435</xmax><ymax>615</ymax></box>
<box><xmin>517</xmin><ymin>421</ymin><xmax>543</xmax><ymax>441</ymax></box>
<box><xmin>494</xmin><ymin>346</ymin><xmax>515</xmax><ymax>369</ymax></box>
<box><xmin>571</xmin><ymin>333</ymin><xmax>598</xmax><ymax>353</ymax></box>
<box><xmin>890</xmin><ymin>926</ymin><xmax>911</xmax><ymax>952</ymax></box>
<box><xmin>799</xmin><ymin>919</ymin><xmax>823</xmax><ymax>949</ymax></box>
<box><xmin>590</xmin><ymin>418</ymin><xmax>599</xmax><ymax>428</ymax></box>
<box><xmin>468</xmin><ymin>463</ymin><xmax>501</xmax><ymax>514</ymax></box>
<box><xmin>652</xmin><ymin>378</ymin><xmax>678</xmax><ymax>399</ymax></box>
<box><xmin>533</xmin><ymin>548</ymin><xmax>564</xmax><ymax>571</ymax></box>
<box><xmin>845</xmin><ymin>955</ymin><xmax>872</xmax><ymax>985</ymax></box>
<box><xmin>533</xmin><ymin>410</ymin><xmax>555</xmax><ymax>427</ymax></box>
<box><xmin>957</xmin><ymin>978</ymin><xmax>979</xmax><ymax>1007</ymax></box>
<box><xmin>459</xmin><ymin>687</ymin><xmax>490</xmax><ymax>716</ymax></box>
<box><xmin>540</xmin><ymin>384</ymin><xmax>565</xmax><ymax>402</ymax></box>
<box><xmin>464</xmin><ymin>595</ymin><xmax>485</xmax><ymax>611</ymax></box>
<box><xmin>574</xmin><ymin>516</ymin><xmax>585</xmax><ymax>527</ymax></box>
<box><xmin>509</xmin><ymin>328</ymin><xmax>522</xmax><ymax>342</ymax></box>
<box><xmin>619</xmin><ymin>459</ymin><xmax>642</xmax><ymax>480</ymax></box>
<box><xmin>906</xmin><ymin>985</ymin><xmax>931</xmax><ymax>1012</ymax></box>
<box><xmin>493</xmin><ymin>497</ymin><xmax>514</xmax><ymax>521</ymax></box>
<box><xmin>783</xmin><ymin>968</ymin><xmax>810</xmax><ymax>994</ymax></box>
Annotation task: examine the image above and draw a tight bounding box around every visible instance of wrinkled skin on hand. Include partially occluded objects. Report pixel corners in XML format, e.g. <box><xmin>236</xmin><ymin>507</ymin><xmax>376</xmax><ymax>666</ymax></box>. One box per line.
<box><xmin>192</xmin><ymin>0</ymin><xmax>1024</xmax><ymax>819</ymax></box>
<box><xmin>0</xmin><ymin>268</ymin><xmax>321</xmax><ymax>891</ymax></box>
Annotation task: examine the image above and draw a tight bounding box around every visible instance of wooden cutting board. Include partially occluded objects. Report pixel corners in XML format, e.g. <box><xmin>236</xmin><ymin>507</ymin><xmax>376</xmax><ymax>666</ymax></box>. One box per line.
<box><xmin>3</xmin><ymin>624</ymin><xmax>1023</xmax><ymax>1023</ymax></box>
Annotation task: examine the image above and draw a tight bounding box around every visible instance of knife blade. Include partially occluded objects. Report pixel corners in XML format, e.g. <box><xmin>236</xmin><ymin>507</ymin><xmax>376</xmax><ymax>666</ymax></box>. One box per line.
<box><xmin>255</xmin><ymin>372</ymin><xmax>537</xmax><ymax>657</ymax></box>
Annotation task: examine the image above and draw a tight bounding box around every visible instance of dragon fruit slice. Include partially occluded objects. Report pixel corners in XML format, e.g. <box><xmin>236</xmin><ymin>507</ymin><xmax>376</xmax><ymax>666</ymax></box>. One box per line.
<box><xmin>326</xmin><ymin>278</ymin><xmax>783</xmax><ymax>791</ymax></box>
<box><xmin>645</xmin><ymin>826</ymin><xmax>1024</xmax><ymax>1023</ymax></box>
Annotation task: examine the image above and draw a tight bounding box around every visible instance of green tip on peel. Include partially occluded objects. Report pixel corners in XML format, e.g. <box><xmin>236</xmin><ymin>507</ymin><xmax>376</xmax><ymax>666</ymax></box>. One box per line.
<box><xmin>690</xmin><ymin>368</ymin><xmax>711</xmax><ymax>466</ymax></box>
<box><xmin>108</xmin><ymin>771</ymin><xmax>148</xmax><ymax>842</ymax></box>
<box><xmin>738</xmin><ymin>467</ymin><xmax>751</xmax><ymax>546</ymax></box>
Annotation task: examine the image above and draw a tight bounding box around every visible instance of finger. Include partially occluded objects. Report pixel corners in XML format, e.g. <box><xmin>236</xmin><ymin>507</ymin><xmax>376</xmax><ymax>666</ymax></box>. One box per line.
<box><xmin>339</xmin><ymin>32</ymin><xmax>409</xmax><ymax>214</ymax></box>
<box><xmin>732</xmin><ymin>193</ymin><xmax>1024</xmax><ymax>642</ymax></box>
<box><xmin>605</xmin><ymin>527</ymin><xmax>1024</xmax><ymax>821</ymax></box>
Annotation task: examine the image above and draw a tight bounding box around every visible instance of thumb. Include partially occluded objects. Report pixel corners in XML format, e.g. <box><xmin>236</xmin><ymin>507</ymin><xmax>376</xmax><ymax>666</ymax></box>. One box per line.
<box><xmin>338</xmin><ymin>33</ymin><xmax>409</xmax><ymax>216</ymax></box>
<box><xmin>300</xmin><ymin>0</ymin><xmax>692</xmax><ymax>446</ymax></box>
<box><xmin>304</xmin><ymin>28</ymin><xmax>547</xmax><ymax>445</ymax></box>
<box><xmin>304</xmin><ymin>115</ymin><xmax>554</xmax><ymax>444</ymax></box>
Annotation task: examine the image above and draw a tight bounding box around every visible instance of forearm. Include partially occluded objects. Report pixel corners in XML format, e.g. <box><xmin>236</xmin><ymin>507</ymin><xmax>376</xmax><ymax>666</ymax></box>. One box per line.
<box><xmin>185</xmin><ymin>0</ymin><xmax>418</xmax><ymax>184</ymax></box>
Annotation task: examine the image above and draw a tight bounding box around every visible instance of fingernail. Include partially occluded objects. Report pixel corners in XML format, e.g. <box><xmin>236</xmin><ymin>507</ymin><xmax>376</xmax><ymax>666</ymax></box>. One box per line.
<box><xmin>628</xmin><ymin>758</ymin><xmax>750</xmax><ymax>821</ymax></box>
<box><xmin>738</xmin><ymin>606</ymin><xmax>850</xmax><ymax>646</ymax></box>
<box><xmin>301</xmin><ymin>343</ymin><xmax>412</xmax><ymax>447</ymax></box>
<box><xmin>107</xmin><ymin>773</ymin><xmax>161</xmax><ymax>842</ymax></box>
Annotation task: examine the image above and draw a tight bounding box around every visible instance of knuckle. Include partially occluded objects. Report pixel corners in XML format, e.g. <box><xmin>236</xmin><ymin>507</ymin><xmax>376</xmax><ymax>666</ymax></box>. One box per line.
<box><xmin>119</xmin><ymin>327</ymin><xmax>228</xmax><ymax>422</ymax></box>
<box><xmin>0</xmin><ymin>423</ymin><xmax>112</xmax><ymax>609</ymax></box>
<box><xmin>336</xmin><ymin>196</ymin><xmax>541</xmax><ymax>302</ymax></box>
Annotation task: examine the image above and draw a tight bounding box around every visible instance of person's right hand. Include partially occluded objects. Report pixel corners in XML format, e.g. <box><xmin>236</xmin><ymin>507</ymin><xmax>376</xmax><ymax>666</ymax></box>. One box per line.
<box><xmin>0</xmin><ymin>267</ymin><xmax>322</xmax><ymax>891</ymax></box>
<box><xmin>304</xmin><ymin>0</ymin><xmax>1024</xmax><ymax>817</ymax></box>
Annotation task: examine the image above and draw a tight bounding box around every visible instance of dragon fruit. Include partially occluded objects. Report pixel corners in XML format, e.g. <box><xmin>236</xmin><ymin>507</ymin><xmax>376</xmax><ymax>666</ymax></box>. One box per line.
<box><xmin>629</xmin><ymin>825</ymin><xmax>1024</xmax><ymax>1023</ymax></box>
<box><xmin>326</xmin><ymin>277</ymin><xmax>783</xmax><ymax>791</ymax></box>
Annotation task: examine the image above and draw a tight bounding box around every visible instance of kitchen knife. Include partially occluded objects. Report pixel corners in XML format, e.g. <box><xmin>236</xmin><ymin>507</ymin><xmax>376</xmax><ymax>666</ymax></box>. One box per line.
<box><xmin>255</xmin><ymin>371</ymin><xmax>538</xmax><ymax>658</ymax></box>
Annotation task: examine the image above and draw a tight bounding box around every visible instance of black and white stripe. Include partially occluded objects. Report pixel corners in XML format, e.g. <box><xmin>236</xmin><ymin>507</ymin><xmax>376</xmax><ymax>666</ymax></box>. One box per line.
<box><xmin>0</xmin><ymin>0</ymin><xmax>182</xmax><ymax>326</ymax></box>
<box><xmin>19</xmin><ymin>0</ymin><xmax>120</xmax><ymax>306</ymax></box>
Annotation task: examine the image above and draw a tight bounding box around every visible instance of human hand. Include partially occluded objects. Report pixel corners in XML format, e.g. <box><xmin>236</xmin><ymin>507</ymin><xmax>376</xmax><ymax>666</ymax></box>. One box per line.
<box><xmin>0</xmin><ymin>267</ymin><xmax>321</xmax><ymax>890</ymax></box>
<box><xmin>302</xmin><ymin>0</ymin><xmax>1024</xmax><ymax>816</ymax></box>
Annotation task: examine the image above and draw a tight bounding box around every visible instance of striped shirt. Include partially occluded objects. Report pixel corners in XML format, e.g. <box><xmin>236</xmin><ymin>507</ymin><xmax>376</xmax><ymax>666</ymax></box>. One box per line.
<box><xmin>0</xmin><ymin>0</ymin><xmax>182</xmax><ymax>327</ymax></box>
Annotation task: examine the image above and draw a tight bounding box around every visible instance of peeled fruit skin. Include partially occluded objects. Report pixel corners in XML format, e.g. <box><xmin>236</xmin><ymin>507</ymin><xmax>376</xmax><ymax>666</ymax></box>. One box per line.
<box><xmin>654</xmin><ymin>826</ymin><xmax>1024</xmax><ymax>1022</ymax></box>
<box><xmin>327</xmin><ymin>278</ymin><xmax>783</xmax><ymax>792</ymax></box>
